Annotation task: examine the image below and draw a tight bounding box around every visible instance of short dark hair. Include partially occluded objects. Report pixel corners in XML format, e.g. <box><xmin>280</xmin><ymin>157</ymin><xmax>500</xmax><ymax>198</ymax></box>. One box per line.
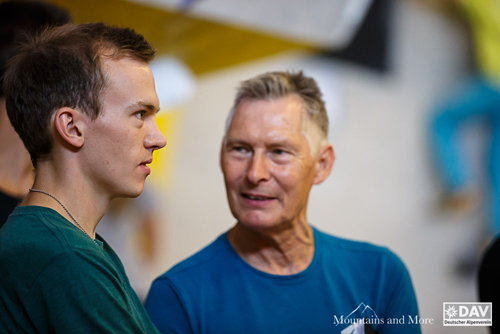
<box><xmin>227</xmin><ymin>71</ymin><xmax>329</xmax><ymax>139</ymax></box>
<box><xmin>0</xmin><ymin>0</ymin><xmax>72</xmax><ymax>97</ymax></box>
<box><xmin>3</xmin><ymin>22</ymin><xmax>156</xmax><ymax>166</ymax></box>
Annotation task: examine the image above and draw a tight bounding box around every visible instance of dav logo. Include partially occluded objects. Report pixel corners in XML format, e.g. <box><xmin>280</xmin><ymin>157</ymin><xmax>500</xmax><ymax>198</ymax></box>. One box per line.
<box><xmin>443</xmin><ymin>302</ymin><xmax>492</xmax><ymax>326</ymax></box>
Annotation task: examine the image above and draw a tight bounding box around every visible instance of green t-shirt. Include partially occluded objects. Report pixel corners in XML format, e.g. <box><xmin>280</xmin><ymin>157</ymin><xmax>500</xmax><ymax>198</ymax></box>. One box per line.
<box><xmin>0</xmin><ymin>205</ymin><xmax>160</xmax><ymax>333</ymax></box>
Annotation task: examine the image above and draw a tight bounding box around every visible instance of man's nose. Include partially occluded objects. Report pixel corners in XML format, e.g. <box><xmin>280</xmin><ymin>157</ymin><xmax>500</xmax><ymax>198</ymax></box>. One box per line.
<box><xmin>145</xmin><ymin>120</ymin><xmax>167</xmax><ymax>150</ymax></box>
<box><xmin>246</xmin><ymin>151</ymin><xmax>270</xmax><ymax>184</ymax></box>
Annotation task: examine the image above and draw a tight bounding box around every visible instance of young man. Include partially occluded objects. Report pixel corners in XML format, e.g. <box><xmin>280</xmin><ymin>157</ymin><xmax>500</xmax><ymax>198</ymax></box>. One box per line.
<box><xmin>146</xmin><ymin>71</ymin><xmax>421</xmax><ymax>334</ymax></box>
<box><xmin>0</xmin><ymin>23</ymin><xmax>166</xmax><ymax>333</ymax></box>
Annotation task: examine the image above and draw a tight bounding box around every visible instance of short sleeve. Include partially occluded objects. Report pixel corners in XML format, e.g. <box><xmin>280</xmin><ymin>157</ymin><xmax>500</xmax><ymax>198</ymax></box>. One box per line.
<box><xmin>145</xmin><ymin>278</ymin><xmax>194</xmax><ymax>334</ymax></box>
<box><xmin>378</xmin><ymin>251</ymin><xmax>421</xmax><ymax>334</ymax></box>
<box><xmin>22</xmin><ymin>250</ymin><xmax>158</xmax><ymax>333</ymax></box>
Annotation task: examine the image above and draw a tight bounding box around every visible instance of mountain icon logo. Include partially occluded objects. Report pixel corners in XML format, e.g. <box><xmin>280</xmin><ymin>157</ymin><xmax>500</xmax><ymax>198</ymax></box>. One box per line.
<box><xmin>345</xmin><ymin>303</ymin><xmax>379</xmax><ymax>321</ymax></box>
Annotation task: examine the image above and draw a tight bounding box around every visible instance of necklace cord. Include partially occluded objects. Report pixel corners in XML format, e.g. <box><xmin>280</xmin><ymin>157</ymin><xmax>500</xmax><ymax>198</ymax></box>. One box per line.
<box><xmin>29</xmin><ymin>188</ymin><xmax>96</xmax><ymax>243</ymax></box>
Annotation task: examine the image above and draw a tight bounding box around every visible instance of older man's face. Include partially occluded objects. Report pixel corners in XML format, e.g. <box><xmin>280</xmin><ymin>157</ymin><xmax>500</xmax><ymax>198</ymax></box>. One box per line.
<box><xmin>221</xmin><ymin>94</ymin><xmax>320</xmax><ymax>230</ymax></box>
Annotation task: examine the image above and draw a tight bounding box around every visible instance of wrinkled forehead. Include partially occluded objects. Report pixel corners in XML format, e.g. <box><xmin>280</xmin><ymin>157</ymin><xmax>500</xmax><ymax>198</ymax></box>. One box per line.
<box><xmin>227</xmin><ymin>95</ymin><xmax>325</xmax><ymax>150</ymax></box>
<box><xmin>233</xmin><ymin>95</ymin><xmax>302</xmax><ymax>125</ymax></box>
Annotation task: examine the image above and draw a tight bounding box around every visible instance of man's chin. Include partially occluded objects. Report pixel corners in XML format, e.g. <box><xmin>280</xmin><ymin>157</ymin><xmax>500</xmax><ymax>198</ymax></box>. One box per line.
<box><xmin>237</xmin><ymin>216</ymin><xmax>283</xmax><ymax>232</ymax></box>
<box><xmin>114</xmin><ymin>185</ymin><xmax>145</xmax><ymax>199</ymax></box>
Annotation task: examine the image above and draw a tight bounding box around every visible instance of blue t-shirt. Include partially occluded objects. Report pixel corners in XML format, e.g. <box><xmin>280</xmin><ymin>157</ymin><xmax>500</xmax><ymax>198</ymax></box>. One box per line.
<box><xmin>145</xmin><ymin>227</ymin><xmax>421</xmax><ymax>334</ymax></box>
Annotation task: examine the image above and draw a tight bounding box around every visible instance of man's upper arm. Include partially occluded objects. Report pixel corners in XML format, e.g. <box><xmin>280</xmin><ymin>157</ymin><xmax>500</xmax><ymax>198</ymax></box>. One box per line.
<box><xmin>379</xmin><ymin>250</ymin><xmax>421</xmax><ymax>334</ymax></box>
<box><xmin>22</xmin><ymin>250</ymin><xmax>157</xmax><ymax>333</ymax></box>
<box><xmin>145</xmin><ymin>277</ymin><xmax>194</xmax><ymax>334</ymax></box>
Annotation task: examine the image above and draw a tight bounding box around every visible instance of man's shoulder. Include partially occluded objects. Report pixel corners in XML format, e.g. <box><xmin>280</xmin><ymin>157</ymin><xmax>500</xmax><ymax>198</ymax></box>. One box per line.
<box><xmin>316</xmin><ymin>228</ymin><xmax>390</xmax><ymax>253</ymax></box>
<box><xmin>156</xmin><ymin>233</ymin><xmax>230</xmax><ymax>280</ymax></box>
<box><xmin>1</xmin><ymin>205</ymin><xmax>94</xmax><ymax>251</ymax></box>
<box><xmin>315</xmin><ymin>228</ymin><xmax>415</xmax><ymax>303</ymax></box>
<box><xmin>0</xmin><ymin>206</ymin><xmax>106</xmax><ymax>284</ymax></box>
<box><xmin>1</xmin><ymin>206</ymin><xmax>65</xmax><ymax>255</ymax></box>
<box><xmin>315</xmin><ymin>227</ymin><xmax>405</xmax><ymax>268</ymax></box>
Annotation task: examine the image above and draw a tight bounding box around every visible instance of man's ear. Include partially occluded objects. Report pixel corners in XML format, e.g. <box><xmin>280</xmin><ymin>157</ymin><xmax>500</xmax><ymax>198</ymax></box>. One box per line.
<box><xmin>53</xmin><ymin>107</ymin><xmax>85</xmax><ymax>148</ymax></box>
<box><xmin>314</xmin><ymin>143</ymin><xmax>335</xmax><ymax>185</ymax></box>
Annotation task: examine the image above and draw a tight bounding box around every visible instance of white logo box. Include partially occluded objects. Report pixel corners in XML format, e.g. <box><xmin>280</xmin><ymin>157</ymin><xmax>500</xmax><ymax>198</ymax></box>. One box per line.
<box><xmin>443</xmin><ymin>302</ymin><xmax>492</xmax><ymax>327</ymax></box>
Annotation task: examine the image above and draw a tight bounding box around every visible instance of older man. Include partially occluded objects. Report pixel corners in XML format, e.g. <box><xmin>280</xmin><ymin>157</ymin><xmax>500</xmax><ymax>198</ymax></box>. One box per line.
<box><xmin>146</xmin><ymin>71</ymin><xmax>420</xmax><ymax>334</ymax></box>
<box><xmin>0</xmin><ymin>23</ymin><xmax>165</xmax><ymax>333</ymax></box>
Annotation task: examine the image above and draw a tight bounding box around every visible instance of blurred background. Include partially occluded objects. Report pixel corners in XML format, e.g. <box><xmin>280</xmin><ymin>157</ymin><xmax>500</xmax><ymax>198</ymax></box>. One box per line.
<box><xmin>9</xmin><ymin>0</ymin><xmax>493</xmax><ymax>332</ymax></box>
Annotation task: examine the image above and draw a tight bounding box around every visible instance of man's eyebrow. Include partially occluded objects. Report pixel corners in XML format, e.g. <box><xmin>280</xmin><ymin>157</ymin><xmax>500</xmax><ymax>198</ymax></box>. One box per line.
<box><xmin>131</xmin><ymin>101</ymin><xmax>160</xmax><ymax>113</ymax></box>
<box><xmin>224</xmin><ymin>137</ymin><xmax>247</xmax><ymax>145</ymax></box>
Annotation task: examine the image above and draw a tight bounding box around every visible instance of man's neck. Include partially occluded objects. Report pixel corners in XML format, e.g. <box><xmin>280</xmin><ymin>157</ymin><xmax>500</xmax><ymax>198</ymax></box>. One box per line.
<box><xmin>0</xmin><ymin>99</ymin><xmax>34</xmax><ymax>197</ymax></box>
<box><xmin>227</xmin><ymin>220</ymin><xmax>315</xmax><ymax>276</ymax></box>
<box><xmin>22</xmin><ymin>161</ymin><xmax>110</xmax><ymax>239</ymax></box>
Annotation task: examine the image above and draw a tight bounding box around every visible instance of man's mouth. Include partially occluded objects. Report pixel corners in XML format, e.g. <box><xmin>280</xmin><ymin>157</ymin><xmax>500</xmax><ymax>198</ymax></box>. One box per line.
<box><xmin>141</xmin><ymin>158</ymin><xmax>153</xmax><ymax>165</ymax></box>
<box><xmin>139</xmin><ymin>158</ymin><xmax>153</xmax><ymax>175</ymax></box>
<box><xmin>241</xmin><ymin>193</ymin><xmax>276</xmax><ymax>201</ymax></box>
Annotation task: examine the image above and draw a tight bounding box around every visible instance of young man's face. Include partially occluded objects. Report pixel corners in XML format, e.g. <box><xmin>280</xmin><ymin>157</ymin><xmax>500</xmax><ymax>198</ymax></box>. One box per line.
<box><xmin>82</xmin><ymin>56</ymin><xmax>166</xmax><ymax>199</ymax></box>
<box><xmin>221</xmin><ymin>95</ymin><xmax>320</xmax><ymax>231</ymax></box>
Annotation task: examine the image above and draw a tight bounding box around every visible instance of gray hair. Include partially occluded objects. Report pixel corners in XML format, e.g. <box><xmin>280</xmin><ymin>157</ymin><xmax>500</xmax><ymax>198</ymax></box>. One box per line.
<box><xmin>225</xmin><ymin>70</ymin><xmax>329</xmax><ymax>139</ymax></box>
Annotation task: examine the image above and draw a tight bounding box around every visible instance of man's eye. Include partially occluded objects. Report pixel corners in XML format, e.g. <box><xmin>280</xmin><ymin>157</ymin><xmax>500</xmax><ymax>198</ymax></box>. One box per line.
<box><xmin>232</xmin><ymin>146</ymin><xmax>246</xmax><ymax>152</ymax></box>
<box><xmin>135</xmin><ymin>111</ymin><xmax>146</xmax><ymax>119</ymax></box>
<box><xmin>273</xmin><ymin>149</ymin><xmax>286</xmax><ymax>155</ymax></box>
